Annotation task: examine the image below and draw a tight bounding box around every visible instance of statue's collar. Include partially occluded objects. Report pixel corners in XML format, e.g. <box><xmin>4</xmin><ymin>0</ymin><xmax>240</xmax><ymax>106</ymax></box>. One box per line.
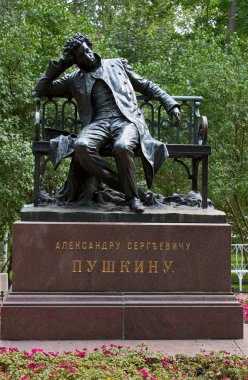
<box><xmin>79</xmin><ymin>53</ymin><xmax>101</xmax><ymax>77</ymax></box>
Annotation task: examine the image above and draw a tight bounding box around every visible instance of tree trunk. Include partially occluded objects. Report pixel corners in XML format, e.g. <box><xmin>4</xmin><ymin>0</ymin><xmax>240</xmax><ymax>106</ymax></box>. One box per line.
<box><xmin>226</xmin><ymin>0</ymin><xmax>236</xmax><ymax>44</ymax></box>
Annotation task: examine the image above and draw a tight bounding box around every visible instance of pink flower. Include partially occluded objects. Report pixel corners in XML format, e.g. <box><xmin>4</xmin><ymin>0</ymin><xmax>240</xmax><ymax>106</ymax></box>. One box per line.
<box><xmin>21</xmin><ymin>377</ymin><xmax>28</xmax><ymax>380</ymax></box>
<box><xmin>38</xmin><ymin>362</ymin><xmax>46</xmax><ymax>368</ymax></box>
<box><xmin>31</xmin><ymin>348</ymin><xmax>44</xmax><ymax>353</ymax></box>
<box><xmin>162</xmin><ymin>360</ymin><xmax>170</xmax><ymax>368</ymax></box>
<box><xmin>141</xmin><ymin>368</ymin><xmax>149</xmax><ymax>378</ymax></box>
<box><xmin>68</xmin><ymin>367</ymin><xmax>78</xmax><ymax>373</ymax></box>
<box><xmin>103</xmin><ymin>349</ymin><xmax>111</xmax><ymax>355</ymax></box>
<box><xmin>9</xmin><ymin>347</ymin><xmax>19</xmax><ymax>352</ymax></box>
<box><xmin>58</xmin><ymin>363</ymin><xmax>68</xmax><ymax>368</ymax></box>
<box><xmin>243</xmin><ymin>304</ymin><xmax>248</xmax><ymax>323</ymax></box>
<box><xmin>173</xmin><ymin>366</ymin><xmax>178</xmax><ymax>371</ymax></box>
<box><xmin>162</xmin><ymin>356</ymin><xmax>172</xmax><ymax>366</ymax></box>
<box><xmin>23</xmin><ymin>351</ymin><xmax>34</xmax><ymax>359</ymax></box>
<box><xmin>48</xmin><ymin>351</ymin><xmax>59</xmax><ymax>356</ymax></box>
<box><xmin>76</xmin><ymin>349</ymin><xmax>86</xmax><ymax>358</ymax></box>
<box><xmin>28</xmin><ymin>363</ymin><xmax>38</xmax><ymax>369</ymax></box>
<box><xmin>69</xmin><ymin>361</ymin><xmax>78</xmax><ymax>366</ymax></box>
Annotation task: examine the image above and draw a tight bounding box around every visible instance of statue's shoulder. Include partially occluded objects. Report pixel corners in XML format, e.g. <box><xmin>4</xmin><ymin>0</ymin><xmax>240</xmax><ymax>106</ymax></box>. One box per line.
<box><xmin>102</xmin><ymin>58</ymin><xmax>123</xmax><ymax>67</ymax></box>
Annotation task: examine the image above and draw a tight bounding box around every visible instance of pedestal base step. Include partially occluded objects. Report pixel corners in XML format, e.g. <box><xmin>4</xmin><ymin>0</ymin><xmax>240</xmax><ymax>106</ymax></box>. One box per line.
<box><xmin>1</xmin><ymin>292</ymin><xmax>243</xmax><ymax>340</ymax></box>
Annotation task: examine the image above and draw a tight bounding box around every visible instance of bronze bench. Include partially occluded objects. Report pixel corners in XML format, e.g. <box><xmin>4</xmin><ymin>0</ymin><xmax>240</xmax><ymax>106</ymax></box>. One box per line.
<box><xmin>32</xmin><ymin>95</ymin><xmax>210</xmax><ymax>208</ymax></box>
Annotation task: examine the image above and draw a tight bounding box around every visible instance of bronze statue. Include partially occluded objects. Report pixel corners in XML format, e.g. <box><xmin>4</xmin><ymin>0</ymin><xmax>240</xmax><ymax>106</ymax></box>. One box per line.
<box><xmin>35</xmin><ymin>33</ymin><xmax>180</xmax><ymax>212</ymax></box>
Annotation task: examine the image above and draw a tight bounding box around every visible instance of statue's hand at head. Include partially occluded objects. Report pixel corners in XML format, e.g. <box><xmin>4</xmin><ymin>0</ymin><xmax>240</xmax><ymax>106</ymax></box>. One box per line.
<box><xmin>61</xmin><ymin>52</ymin><xmax>75</xmax><ymax>70</ymax></box>
<box><xmin>60</xmin><ymin>36</ymin><xmax>79</xmax><ymax>69</ymax></box>
<box><xmin>61</xmin><ymin>32</ymin><xmax>94</xmax><ymax>70</ymax></box>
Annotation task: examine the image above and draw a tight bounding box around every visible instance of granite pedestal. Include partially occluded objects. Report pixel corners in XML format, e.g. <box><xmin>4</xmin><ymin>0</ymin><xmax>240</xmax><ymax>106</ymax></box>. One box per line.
<box><xmin>1</xmin><ymin>206</ymin><xmax>243</xmax><ymax>339</ymax></box>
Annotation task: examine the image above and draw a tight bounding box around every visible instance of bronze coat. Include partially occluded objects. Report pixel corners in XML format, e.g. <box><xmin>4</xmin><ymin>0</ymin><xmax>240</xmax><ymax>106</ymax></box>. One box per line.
<box><xmin>35</xmin><ymin>56</ymin><xmax>179</xmax><ymax>188</ymax></box>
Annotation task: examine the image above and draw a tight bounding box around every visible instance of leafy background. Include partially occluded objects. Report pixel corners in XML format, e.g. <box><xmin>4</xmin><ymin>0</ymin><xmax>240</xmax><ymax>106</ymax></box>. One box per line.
<box><xmin>1</xmin><ymin>0</ymin><xmax>248</xmax><ymax>245</ymax></box>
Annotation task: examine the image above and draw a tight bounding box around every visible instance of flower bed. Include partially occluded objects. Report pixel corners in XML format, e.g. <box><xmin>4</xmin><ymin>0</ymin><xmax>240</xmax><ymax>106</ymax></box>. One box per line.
<box><xmin>0</xmin><ymin>345</ymin><xmax>248</xmax><ymax>379</ymax></box>
<box><xmin>243</xmin><ymin>302</ymin><xmax>248</xmax><ymax>323</ymax></box>
<box><xmin>236</xmin><ymin>295</ymin><xmax>248</xmax><ymax>323</ymax></box>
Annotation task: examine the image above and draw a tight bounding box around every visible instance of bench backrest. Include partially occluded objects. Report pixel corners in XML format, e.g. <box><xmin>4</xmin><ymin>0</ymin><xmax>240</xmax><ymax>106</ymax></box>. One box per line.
<box><xmin>34</xmin><ymin>95</ymin><xmax>206</xmax><ymax>145</ymax></box>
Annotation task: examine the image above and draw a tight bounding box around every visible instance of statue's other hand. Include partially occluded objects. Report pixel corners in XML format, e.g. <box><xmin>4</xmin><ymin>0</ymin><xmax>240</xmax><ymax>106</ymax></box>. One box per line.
<box><xmin>169</xmin><ymin>106</ymin><xmax>180</xmax><ymax>123</ymax></box>
<box><xmin>61</xmin><ymin>53</ymin><xmax>75</xmax><ymax>70</ymax></box>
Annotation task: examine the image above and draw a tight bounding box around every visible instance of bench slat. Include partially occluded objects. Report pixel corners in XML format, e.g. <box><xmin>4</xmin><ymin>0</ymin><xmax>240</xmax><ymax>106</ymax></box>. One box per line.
<box><xmin>33</xmin><ymin>141</ymin><xmax>211</xmax><ymax>158</ymax></box>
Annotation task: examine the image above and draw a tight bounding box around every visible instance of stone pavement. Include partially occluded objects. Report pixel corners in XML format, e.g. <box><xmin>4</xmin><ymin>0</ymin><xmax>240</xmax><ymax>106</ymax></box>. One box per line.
<box><xmin>0</xmin><ymin>324</ymin><xmax>247</xmax><ymax>357</ymax></box>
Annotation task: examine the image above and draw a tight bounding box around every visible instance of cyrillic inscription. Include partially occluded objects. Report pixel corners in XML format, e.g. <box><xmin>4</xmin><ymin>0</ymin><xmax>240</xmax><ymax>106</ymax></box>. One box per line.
<box><xmin>56</xmin><ymin>240</ymin><xmax>190</xmax><ymax>252</ymax></box>
<box><xmin>55</xmin><ymin>241</ymin><xmax>121</xmax><ymax>250</ymax></box>
<box><xmin>72</xmin><ymin>260</ymin><xmax>173</xmax><ymax>274</ymax></box>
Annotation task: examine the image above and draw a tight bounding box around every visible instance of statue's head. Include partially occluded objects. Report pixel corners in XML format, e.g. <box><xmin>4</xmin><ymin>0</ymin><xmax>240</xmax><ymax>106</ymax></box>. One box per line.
<box><xmin>64</xmin><ymin>32</ymin><xmax>96</xmax><ymax>70</ymax></box>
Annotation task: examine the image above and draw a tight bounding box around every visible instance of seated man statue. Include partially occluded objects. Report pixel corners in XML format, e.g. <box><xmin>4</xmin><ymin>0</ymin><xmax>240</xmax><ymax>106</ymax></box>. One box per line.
<box><xmin>35</xmin><ymin>32</ymin><xmax>180</xmax><ymax>213</ymax></box>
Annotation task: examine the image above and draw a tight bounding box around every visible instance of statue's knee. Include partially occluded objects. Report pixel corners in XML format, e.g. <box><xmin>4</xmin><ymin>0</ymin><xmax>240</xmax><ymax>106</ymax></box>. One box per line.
<box><xmin>113</xmin><ymin>142</ymin><xmax>129</xmax><ymax>156</ymax></box>
<box><xmin>74</xmin><ymin>139</ymin><xmax>89</xmax><ymax>155</ymax></box>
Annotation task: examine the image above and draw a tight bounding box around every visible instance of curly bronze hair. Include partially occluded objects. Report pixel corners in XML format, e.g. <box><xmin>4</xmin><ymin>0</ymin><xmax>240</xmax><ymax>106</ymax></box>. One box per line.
<box><xmin>63</xmin><ymin>32</ymin><xmax>93</xmax><ymax>56</ymax></box>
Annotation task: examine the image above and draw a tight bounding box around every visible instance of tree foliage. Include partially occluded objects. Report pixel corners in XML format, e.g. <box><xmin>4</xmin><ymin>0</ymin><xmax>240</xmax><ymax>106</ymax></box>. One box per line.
<box><xmin>0</xmin><ymin>0</ymin><xmax>248</xmax><ymax>242</ymax></box>
<box><xmin>0</xmin><ymin>0</ymin><xmax>94</xmax><ymax>239</ymax></box>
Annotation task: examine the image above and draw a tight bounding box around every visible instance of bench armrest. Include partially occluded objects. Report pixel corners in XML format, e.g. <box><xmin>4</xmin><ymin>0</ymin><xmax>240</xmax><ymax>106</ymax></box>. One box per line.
<box><xmin>34</xmin><ymin>96</ymin><xmax>41</xmax><ymax>141</ymax></box>
<box><xmin>198</xmin><ymin>116</ymin><xmax>208</xmax><ymax>145</ymax></box>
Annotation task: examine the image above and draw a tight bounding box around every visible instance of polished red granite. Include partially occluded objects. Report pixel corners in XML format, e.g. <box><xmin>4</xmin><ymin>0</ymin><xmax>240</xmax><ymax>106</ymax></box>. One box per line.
<box><xmin>1</xmin><ymin>216</ymin><xmax>243</xmax><ymax>340</ymax></box>
<box><xmin>1</xmin><ymin>293</ymin><xmax>243</xmax><ymax>340</ymax></box>
<box><xmin>12</xmin><ymin>222</ymin><xmax>231</xmax><ymax>292</ymax></box>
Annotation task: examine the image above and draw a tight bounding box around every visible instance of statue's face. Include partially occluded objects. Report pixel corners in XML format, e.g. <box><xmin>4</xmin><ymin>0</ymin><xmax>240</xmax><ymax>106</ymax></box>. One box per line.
<box><xmin>73</xmin><ymin>42</ymin><xmax>96</xmax><ymax>70</ymax></box>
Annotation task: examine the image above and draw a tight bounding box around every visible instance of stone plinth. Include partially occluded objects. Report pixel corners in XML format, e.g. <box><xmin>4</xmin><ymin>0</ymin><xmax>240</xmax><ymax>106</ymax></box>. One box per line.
<box><xmin>1</xmin><ymin>293</ymin><xmax>243</xmax><ymax>340</ymax></box>
<box><xmin>12</xmin><ymin>222</ymin><xmax>230</xmax><ymax>293</ymax></box>
<box><xmin>1</xmin><ymin>207</ymin><xmax>243</xmax><ymax>340</ymax></box>
<box><xmin>21</xmin><ymin>205</ymin><xmax>226</xmax><ymax>224</ymax></box>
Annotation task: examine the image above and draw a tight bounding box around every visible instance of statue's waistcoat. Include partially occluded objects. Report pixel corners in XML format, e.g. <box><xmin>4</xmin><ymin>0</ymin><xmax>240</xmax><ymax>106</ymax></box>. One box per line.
<box><xmin>67</xmin><ymin>58</ymin><xmax>168</xmax><ymax>187</ymax></box>
<box><xmin>73</xmin><ymin>59</ymin><xmax>146</xmax><ymax>133</ymax></box>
